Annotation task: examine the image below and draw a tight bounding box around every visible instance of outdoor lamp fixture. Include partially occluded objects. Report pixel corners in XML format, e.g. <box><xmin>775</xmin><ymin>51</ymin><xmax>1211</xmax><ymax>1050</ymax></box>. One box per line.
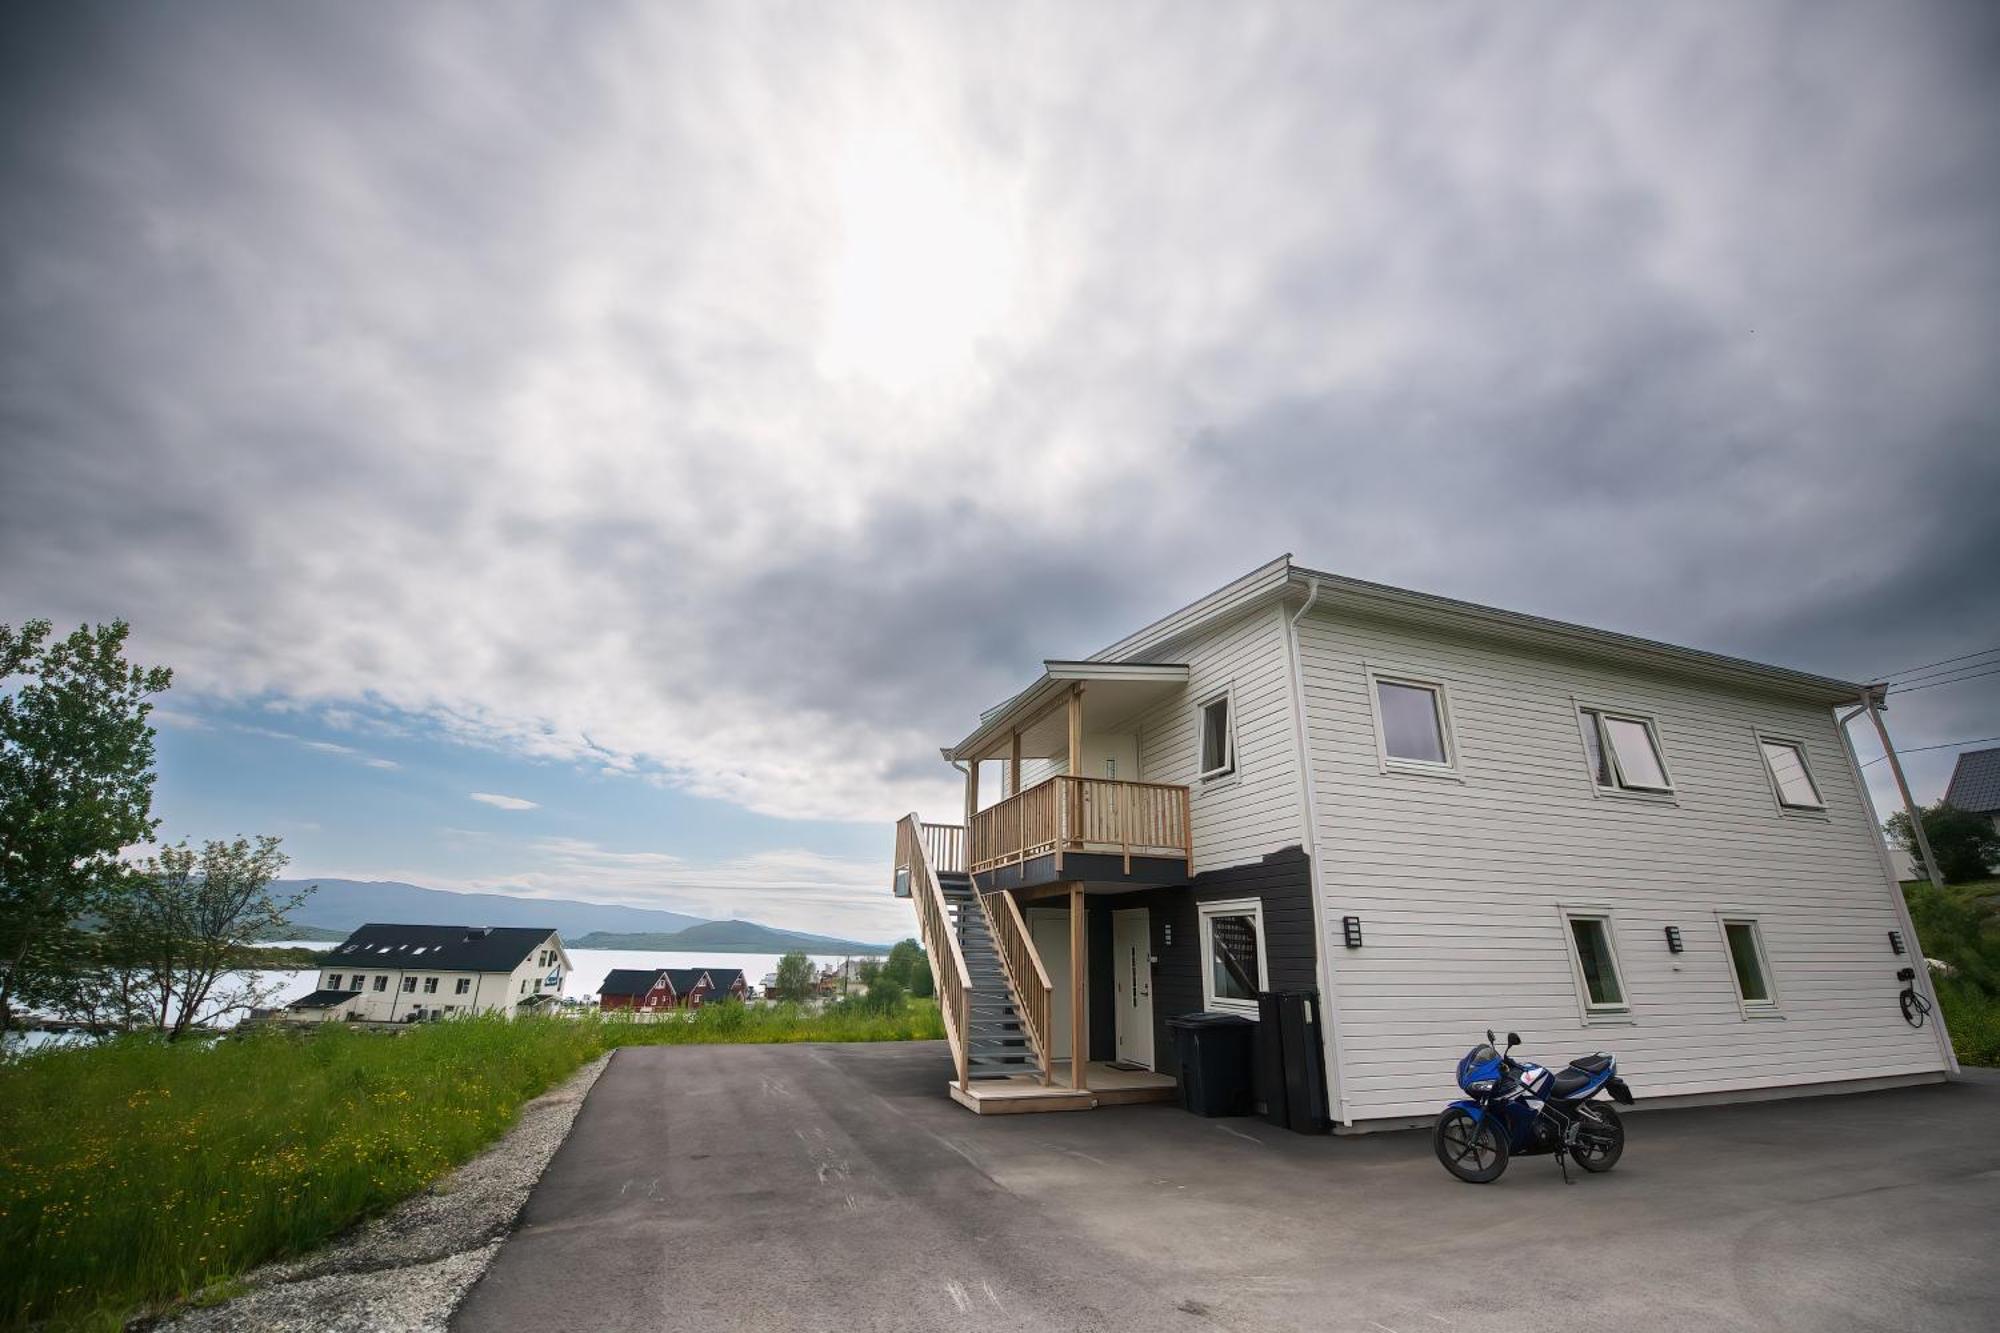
<box><xmin>1664</xmin><ymin>925</ymin><xmax>1684</xmax><ymax>954</ymax></box>
<box><xmin>1342</xmin><ymin>916</ymin><xmax>1363</xmax><ymax>948</ymax></box>
<box><xmin>1889</xmin><ymin>930</ymin><xmax>1906</xmax><ymax>956</ymax></box>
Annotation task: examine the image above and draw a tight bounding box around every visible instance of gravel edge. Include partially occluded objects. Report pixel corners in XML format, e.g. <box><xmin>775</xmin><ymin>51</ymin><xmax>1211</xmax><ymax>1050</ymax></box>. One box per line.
<box><xmin>158</xmin><ymin>1049</ymin><xmax>615</xmax><ymax>1333</ymax></box>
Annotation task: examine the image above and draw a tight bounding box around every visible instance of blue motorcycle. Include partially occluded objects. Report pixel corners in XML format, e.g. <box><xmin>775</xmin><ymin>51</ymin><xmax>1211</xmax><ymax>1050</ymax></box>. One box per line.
<box><xmin>1434</xmin><ymin>1029</ymin><xmax>1634</xmax><ymax>1184</ymax></box>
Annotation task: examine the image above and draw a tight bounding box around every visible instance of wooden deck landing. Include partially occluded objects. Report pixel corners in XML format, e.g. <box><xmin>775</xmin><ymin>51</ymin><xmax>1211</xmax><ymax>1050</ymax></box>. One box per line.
<box><xmin>947</xmin><ymin>1060</ymin><xmax>1177</xmax><ymax>1115</ymax></box>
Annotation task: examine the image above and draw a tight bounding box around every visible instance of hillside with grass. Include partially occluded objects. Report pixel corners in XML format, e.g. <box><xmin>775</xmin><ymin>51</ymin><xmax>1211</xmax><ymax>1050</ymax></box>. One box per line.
<box><xmin>1904</xmin><ymin>877</ymin><xmax>2000</xmax><ymax>1067</ymax></box>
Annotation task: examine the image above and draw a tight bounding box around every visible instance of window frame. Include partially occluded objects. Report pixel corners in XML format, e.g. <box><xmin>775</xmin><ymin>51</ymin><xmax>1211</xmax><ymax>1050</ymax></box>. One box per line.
<box><xmin>1366</xmin><ymin>668</ymin><xmax>1462</xmax><ymax>779</ymax></box>
<box><xmin>455</xmin><ymin>978</ymin><xmax>471</xmax><ymax>995</ymax></box>
<box><xmin>372</xmin><ymin>975</ymin><xmax>388</xmax><ymax>992</ymax></box>
<box><xmin>1197</xmin><ymin>896</ymin><xmax>1269</xmax><ymax>1019</ymax></box>
<box><xmin>327</xmin><ymin>973</ymin><xmax>342</xmax><ymax>990</ymax></box>
<box><xmin>1717</xmin><ymin>913</ymin><xmax>1783</xmax><ymax>1017</ymax></box>
<box><xmin>1194</xmin><ymin>686</ymin><xmax>1238</xmax><ymax>784</ymax></box>
<box><xmin>1558</xmin><ymin>907</ymin><xmax>1632</xmax><ymax>1022</ymax></box>
<box><xmin>1574</xmin><ymin>702</ymin><xmax>1676</xmax><ymax>800</ymax></box>
<box><xmin>1755</xmin><ymin>732</ymin><xmax>1827</xmax><ymax>816</ymax></box>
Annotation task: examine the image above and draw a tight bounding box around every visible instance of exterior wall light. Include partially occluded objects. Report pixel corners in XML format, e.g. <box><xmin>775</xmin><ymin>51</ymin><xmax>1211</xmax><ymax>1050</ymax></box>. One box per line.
<box><xmin>1342</xmin><ymin>916</ymin><xmax>1363</xmax><ymax>948</ymax></box>
<box><xmin>1664</xmin><ymin>925</ymin><xmax>1683</xmax><ymax>954</ymax></box>
<box><xmin>1889</xmin><ymin>930</ymin><xmax>1906</xmax><ymax>956</ymax></box>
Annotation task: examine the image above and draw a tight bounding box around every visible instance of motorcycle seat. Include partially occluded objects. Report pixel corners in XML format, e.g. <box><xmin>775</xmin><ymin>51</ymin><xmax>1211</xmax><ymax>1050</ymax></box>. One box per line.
<box><xmin>1548</xmin><ymin>1066</ymin><xmax>1599</xmax><ymax>1099</ymax></box>
<box><xmin>1569</xmin><ymin>1052</ymin><xmax>1613</xmax><ymax>1074</ymax></box>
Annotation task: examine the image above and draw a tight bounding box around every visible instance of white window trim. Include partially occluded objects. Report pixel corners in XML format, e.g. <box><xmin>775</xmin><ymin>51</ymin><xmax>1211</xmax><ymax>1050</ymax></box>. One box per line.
<box><xmin>1366</xmin><ymin>668</ymin><xmax>1463</xmax><ymax>780</ymax></box>
<box><xmin>1573</xmin><ymin>701</ymin><xmax>1677</xmax><ymax>802</ymax></box>
<box><xmin>1558</xmin><ymin>905</ymin><xmax>1633</xmax><ymax>1023</ymax></box>
<box><xmin>1197</xmin><ymin>897</ymin><xmax>1268</xmax><ymax>1018</ymax></box>
<box><xmin>1716</xmin><ymin>912</ymin><xmax>1784</xmax><ymax>1018</ymax></box>
<box><xmin>1754</xmin><ymin>731</ymin><xmax>1828</xmax><ymax>818</ymax></box>
<box><xmin>1194</xmin><ymin>685</ymin><xmax>1238</xmax><ymax>784</ymax></box>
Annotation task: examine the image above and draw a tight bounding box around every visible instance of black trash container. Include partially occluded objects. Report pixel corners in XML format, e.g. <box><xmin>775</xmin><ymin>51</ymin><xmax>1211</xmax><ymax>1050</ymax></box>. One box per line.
<box><xmin>1274</xmin><ymin>988</ymin><xmax>1330</xmax><ymax>1134</ymax></box>
<box><xmin>1167</xmin><ymin>1011</ymin><xmax>1255</xmax><ymax>1116</ymax></box>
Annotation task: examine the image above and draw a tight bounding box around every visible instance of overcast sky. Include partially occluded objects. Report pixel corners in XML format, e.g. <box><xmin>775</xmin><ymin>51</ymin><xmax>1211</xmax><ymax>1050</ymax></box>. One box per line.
<box><xmin>3</xmin><ymin>2</ymin><xmax>1996</xmax><ymax>939</ymax></box>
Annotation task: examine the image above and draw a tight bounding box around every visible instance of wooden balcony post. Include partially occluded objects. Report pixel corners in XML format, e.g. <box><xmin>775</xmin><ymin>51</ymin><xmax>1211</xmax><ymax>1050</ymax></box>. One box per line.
<box><xmin>1070</xmin><ymin>884</ymin><xmax>1088</xmax><ymax>1091</ymax></box>
<box><xmin>1009</xmin><ymin>730</ymin><xmax>1022</xmax><ymax>798</ymax></box>
<box><xmin>1066</xmin><ymin>685</ymin><xmax>1083</xmax><ymax>777</ymax></box>
<box><xmin>965</xmin><ymin>759</ymin><xmax>979</xmax><ymax>833</ymax></box>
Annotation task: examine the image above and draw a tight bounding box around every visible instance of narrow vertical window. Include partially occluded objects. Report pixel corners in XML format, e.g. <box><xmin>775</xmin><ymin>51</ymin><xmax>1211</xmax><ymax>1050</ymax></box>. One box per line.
<box><xmin>1198</xmin><ymin>693</ymin><xmax>1234</xmax><ymax>779</ymax></box>
<box><xmin>1723</xmin><ymin>919</ymin><xmax>1777</xmax><ymax>1009</ymax></box>
<box><xmin>1759</xmin><ymin>739</ymin><xmax>1824</xmax><ymax>811</ymax></box>
<box><xmin>1564</xmin><ymin>913</ymin><xmax>1626</xmax><ymax>1011</ymax></box>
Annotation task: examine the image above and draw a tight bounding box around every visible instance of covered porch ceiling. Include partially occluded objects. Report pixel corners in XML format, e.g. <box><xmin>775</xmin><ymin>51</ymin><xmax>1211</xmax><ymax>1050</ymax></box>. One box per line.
<box><xmin>945</xmin><ymin>661</ymin><xmax>1189</xmax><ymax>763</ymax></box>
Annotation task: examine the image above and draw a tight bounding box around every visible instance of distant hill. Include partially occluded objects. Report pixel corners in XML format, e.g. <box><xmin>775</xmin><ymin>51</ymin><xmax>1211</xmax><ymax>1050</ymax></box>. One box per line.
<box><xmin>570</xmin><ymin>920</ymin><xmax>890</xmax><ymax>955</ymax></box>
<box><xmin>251</xmin><ymin>922</ymin><xmax>348</xmax><ymax>943</ymax></box>
<box><xmin>273</xmin><ymin>878</ymin><xmax>711</xmax><ymax>940</ymax></box>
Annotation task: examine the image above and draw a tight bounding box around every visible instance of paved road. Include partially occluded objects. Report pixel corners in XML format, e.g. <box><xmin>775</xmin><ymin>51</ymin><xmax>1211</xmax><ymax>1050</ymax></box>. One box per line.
<box><xmin>454</xmin><ymin>1043</ymin><xmax>2000</xmax><ymax>1332</ymax></box>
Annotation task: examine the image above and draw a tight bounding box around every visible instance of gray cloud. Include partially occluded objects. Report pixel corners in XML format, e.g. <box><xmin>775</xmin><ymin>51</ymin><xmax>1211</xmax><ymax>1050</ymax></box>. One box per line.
<box><xmin>3</xmin><ymin>1</ymin><xmax>1996</xmax><ymax>825</ymax></box>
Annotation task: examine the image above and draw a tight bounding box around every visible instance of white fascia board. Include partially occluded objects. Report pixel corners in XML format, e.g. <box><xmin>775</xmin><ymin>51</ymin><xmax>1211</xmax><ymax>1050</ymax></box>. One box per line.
<box><xmin>1289</xmin><ymin>565</ymin><xmax>1867</xmax><ymax>706</ymax></box>
<box><xmin>949</xmin><ymin>663</ymin><xmax>1189</xmax><ymax>761</ymax></box>
<box><xmin>1042</xmin><ymin>660</ymin><xmax>1190</xmax><ymax>683</ymax></box>
<box><xmin>1086</xmin><ymin>555</ymin><xmax>1295</xmax><ymax>664</ymax></box>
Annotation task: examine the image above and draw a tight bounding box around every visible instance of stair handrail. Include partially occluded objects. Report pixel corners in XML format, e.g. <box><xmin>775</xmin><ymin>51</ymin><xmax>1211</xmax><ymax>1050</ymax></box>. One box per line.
<box><xmin>977</xmin><ymin>888</ymin><xmax>1055</xmax><ymax>1086</ymax></box>
<box><xmin>897</xmin><ymin>812</ymin><xmax>972</xmax><ymax>1091</ymax></box>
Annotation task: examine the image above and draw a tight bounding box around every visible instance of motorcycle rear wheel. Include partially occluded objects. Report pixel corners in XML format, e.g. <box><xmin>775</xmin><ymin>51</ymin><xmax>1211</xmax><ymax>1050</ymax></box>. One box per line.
<box><xmin>1573</xmin><ymin>1102</ymin><xmax>1624</xmax><ymax>1172</ymax></box>
<box><xmin>1434</xmin><ymin>1107</ymin><xmax>1509</xmax><ymax>1183</ymax></box>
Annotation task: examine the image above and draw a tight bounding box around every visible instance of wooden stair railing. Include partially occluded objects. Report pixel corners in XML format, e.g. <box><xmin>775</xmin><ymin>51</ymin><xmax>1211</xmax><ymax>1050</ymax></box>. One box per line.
<box><xmin>895</xmin><ymin>813</ymin><xmax>972</xmax><ymax>1091</ymax></box>
<box><xmin>977</xmin><ymin>888</ymin><xmax>1054</xmax><ymax>1085</ymax></box>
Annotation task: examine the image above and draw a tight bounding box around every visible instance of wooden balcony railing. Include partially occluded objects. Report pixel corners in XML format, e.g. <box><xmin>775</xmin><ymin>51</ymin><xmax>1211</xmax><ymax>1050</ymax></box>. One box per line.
<box><xmin>978</xmin><ymin>888</ymin><xmax>1053</xmax><ymax>1085</ymax></box>
<box><xmin>921</xmin><ymin>822</ymin><xmax>964</xmax><ymax>874</ymax></box>
<box><xmin>968</xmin><ymin>775</ymin><xmax>1193</xmax><ymax>876</ymax></box>
<box><xmin>894</xmin><ymin>813</ymin><xmax>972</xmax><ymax>1090</ymax></box>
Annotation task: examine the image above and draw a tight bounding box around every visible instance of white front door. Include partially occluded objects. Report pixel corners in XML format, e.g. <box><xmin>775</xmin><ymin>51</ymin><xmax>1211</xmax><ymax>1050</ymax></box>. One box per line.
<box><xmin>1029</xmin><ymin>908</ymin><xmax>1072</xmax><ymax>1060</ymax></box>
<box><xmin>1112</xmin><ymin>908</ymin><xmax>1154</xmax><ymax>1069</ymax></box>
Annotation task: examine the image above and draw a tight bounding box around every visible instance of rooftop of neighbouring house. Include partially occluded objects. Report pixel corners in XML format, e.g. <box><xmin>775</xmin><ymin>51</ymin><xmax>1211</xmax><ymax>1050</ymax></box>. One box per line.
<box><xmin>1944</xmin><ymin>747</ymin><xmax>2000</xmax><ymax>814</ymax></box>
<box><xmin>324</xmin><ymin>924</ymin><xmax>561</xmax><ymax>973</ymax></box>
<box><xmin>597</xmin><ymin>967</ymin><xmax>666</xmax><ymax>997</ymax></box>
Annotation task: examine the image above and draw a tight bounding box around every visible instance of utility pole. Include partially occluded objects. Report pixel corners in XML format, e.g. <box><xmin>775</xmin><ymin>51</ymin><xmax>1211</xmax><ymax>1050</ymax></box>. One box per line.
<box><xmin>1862</xmin><ymin>687</ymin><xmax>1946</xmax><ymax>889</ymax></box>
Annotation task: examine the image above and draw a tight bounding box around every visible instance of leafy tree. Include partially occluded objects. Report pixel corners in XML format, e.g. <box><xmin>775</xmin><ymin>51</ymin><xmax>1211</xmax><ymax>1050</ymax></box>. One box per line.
<box><xmin>861</xmin><ymin>973</ymin><xmax>905</xmax><ymax>1014</ymax></box>
<box><xmin>771</xmin><ymin>950</ymin><xmax>815</xmax><ymax>1002</ymax></box>
<box><xmin>1886</xmin><ymin>801</ymin><xmax>2000</xmax><ymax>885</ymax></box>
<box><xmin>106</xmin><ymin>836</ymin><xmax>310</xmax><ymax>1039</ymax></box>
<box><xmin>0</xmin><ymin>620</ymin><xmax>171</xmax><ymax>1031</ymax></box>
<box><xmin>881</xmin><ymin>938</ymin><xmax>922</xmax><ymax>987</ymax></box>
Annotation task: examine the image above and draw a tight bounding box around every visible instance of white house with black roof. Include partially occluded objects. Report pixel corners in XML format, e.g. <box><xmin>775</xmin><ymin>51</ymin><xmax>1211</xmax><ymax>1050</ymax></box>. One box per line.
<box><xmin>892</xmin><ymin>555</ymin><xmax>1956</xmax><ymax>1125</ymax></box>
<box><xmin>284</xmin><ymin>924</ymin><xmax>570</xmax><ymax>1023</ymax></box>
<box><xmin>1943</xmin><ymin>746</ymin><xmax>2000</xmax><ymax>837</ymax></box>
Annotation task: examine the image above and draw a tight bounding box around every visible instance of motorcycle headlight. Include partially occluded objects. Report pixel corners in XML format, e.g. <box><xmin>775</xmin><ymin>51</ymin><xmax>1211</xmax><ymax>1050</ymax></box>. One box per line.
<box><xmin>1465</xmin><ymin>1079</ymin><xmax>1496</xmax><ymax>1096</ymax></box>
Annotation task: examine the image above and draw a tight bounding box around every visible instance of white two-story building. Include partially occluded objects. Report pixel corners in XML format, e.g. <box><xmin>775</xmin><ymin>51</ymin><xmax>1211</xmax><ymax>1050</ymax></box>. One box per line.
<box><xmin>283</xmin><ymin>924</ymin><xmax>570</xmax><ymax>1023</ymax></box>
<box><xmin>892</xmin><ymin>555</ymin><xmax>1954</xmax><ymax>1126</ymax></box>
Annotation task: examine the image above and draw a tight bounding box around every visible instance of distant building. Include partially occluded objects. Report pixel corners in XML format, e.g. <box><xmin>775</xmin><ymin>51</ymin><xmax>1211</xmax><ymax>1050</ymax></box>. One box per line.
<box><xmin>596</xmin><ymin>966</ymin><xmax>750</xmax><ymax>1011</ymax></box>
<box><xmin>1944</xmin><ymin>746</ymin><xmax>2000</xmax><ymax>835</ymax></box>
<box><xmin>705</xmin><ymin>967</ymin><xmax>750</xmax><ymax>1002</ymax></box>
<box><xmin>282</xmin><ymin>924</ymin><xmax>569</xmax><ymax>1023</ymax></box>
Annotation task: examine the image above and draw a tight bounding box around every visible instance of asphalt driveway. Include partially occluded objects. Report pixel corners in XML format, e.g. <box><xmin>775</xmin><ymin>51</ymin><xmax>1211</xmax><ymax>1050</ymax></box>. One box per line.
<box><xmin>453</xmin><ymin>1042</ymin><xmax>1999</xmax><ymax>1333</ymax></box>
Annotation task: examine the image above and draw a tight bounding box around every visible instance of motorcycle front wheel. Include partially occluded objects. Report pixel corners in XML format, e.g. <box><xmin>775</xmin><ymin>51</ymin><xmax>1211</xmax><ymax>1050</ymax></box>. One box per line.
<box><xmin>1434</xmin><ymin>1107</ymin><xmax>1509</xmax><ymax>1183</ymax></box>
<box><xmin>1573</xmin><ymin>1102</ymin><xmax>1624</xmax><ymax>1172</ymax></box>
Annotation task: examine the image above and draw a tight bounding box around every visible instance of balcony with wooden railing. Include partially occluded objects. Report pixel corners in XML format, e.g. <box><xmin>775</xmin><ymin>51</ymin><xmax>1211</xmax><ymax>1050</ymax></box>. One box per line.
<box><xmin>969</xmin><ymin>775</ymin><xmax>1192</xmax><ymax>885</ymax></box>
<box><xmin>893</xmin><ymin>813</ymin><xmax>971</xmax><ymax>1090</ymax></box>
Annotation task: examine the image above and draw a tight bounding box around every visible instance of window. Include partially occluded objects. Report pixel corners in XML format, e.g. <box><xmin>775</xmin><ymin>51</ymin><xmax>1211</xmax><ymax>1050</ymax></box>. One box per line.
<box><xmin>1197</xmin><ymin>692</ymin><xmax>1234</xmax><ymax>780</ymax></box>
<box><xmin>1198</xmin><ymin>898</ymin><xmax>1268</xmax><ymax>1017</ymax></box>
<box><xmin>455</xmin><ymin>978</ymin><xmax>471</xmax><ymax>995</ymax></box>
<box><xmin>1578</xmin><ymin>708</ymin><xmax>1672</xmax><ymax>793</ymax></box>
<box><xmin>1369</xmin><ymin>673</ymin><xmax>1458</xmax><ymax>773</ymax></box>
<box><xmin>327</xmin><ymin>974</ymin><xmax>343</xmax><ymax>990</ymax></box>
<box><xmin>1722</xmin><ymin>918</ymin><xmax>1778</xmax><ymax>1011</ymax></box>
<box><xmin>350</xmin><ymin>975</ymin><xmax>365</xmax><ymax>991</ymax></box>
<box><xmin>423</xmin><ymin>977</ymin><xmax>438</xmax><ymax>994</ymax></box>
<box><xmin>401</xmin><ymin>976</ymin><xmax>417</xmax><ymax>993</ymax></box>
<box><xmin>520</xmin><ymin>980</ymin><xmax>528</xmax><ymax>994</ymax></box>
<box><xmin>1563</xmin><ymin>911</ymin><xmax>1626</xmax><ymax>1012</ymax></box>
<box><xmin>1759</xmin><ymin>738</ymin><xmax>1824</xmax><ymax>811</ymax></box>
<box><xmin>373</xmin><ymin>975</ymin><xmax>388</xmax><ymax>992</ymax></box>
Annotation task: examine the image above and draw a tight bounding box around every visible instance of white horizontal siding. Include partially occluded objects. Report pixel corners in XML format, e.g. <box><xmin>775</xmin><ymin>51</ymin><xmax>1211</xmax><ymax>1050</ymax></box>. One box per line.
<box><xmin>1298</xmin><ymin>608</ymin><xmax>1949</xmax><ymax>1124</ymax></box>
<box><xmin>1134</xmin><ymin>606</ymin><xmax>1305</xmax><ymax>873</ymax></box>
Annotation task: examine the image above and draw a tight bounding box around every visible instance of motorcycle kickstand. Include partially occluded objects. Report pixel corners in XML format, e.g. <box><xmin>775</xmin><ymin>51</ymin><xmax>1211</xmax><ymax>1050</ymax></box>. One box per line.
<box><xmin>1555</xmin><ymin>1146</ymin><xmax>1573</xmax><ymax>1185</ymax></box>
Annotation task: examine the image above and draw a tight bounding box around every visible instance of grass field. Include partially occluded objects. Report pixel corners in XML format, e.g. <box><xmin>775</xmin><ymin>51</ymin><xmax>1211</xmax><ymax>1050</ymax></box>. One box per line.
<box><xmin>1904</xmin><ymin>877</ymin><xmax>2000</xmax><ymax>1067</ymax></box>
<box><xmin>0</xmin><ymin>997</ymin><xmax>942</xmax><ymax>1331</ymax></box>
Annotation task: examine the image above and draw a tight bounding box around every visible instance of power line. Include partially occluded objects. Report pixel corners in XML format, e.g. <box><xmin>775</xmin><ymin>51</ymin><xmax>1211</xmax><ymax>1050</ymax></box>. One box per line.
<box><xmin>1873</xmin><ymin>643</ymin><xmax>2000</xmax><ymax>683</ymax></box>
<box><xmin>1886</xmin><ymin>664</ymin><xmax>2000</xmax><ymax>696</ymax></box>
<box><xmin>1890</xmin><ymin>653</ymin><xmax>2000</xmax><ymax>687</ymax></box>
<box><xmin>1861</xmin><ymin>735</ymin><xmax>2000</xmax><ymax>767</ymax></box>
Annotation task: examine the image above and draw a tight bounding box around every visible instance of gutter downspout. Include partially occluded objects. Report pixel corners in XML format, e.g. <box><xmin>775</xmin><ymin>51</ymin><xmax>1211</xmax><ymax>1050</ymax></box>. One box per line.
<box><xmin>1281</xmin><ymin>576</ymin><xmax>1352</xmax><ymax>1127</ymax></box>
<box><xmin>1838</xmin><ymin>692</ymin><xmax>1958</xmax><ymax>1074</ymax></box>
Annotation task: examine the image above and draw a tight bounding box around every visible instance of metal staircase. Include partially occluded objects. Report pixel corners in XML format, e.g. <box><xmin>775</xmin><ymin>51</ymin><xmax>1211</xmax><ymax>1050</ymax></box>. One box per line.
<box><xmin>939</xmin><ymin>872</ymin><xmax>1036</xmax><ymax>1078</ymax></box>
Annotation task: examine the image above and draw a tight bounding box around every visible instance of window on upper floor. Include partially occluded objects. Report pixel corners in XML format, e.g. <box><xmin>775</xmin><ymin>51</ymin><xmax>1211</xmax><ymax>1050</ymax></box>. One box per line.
<box><xmin>327</xmin><ymin>974</ymin><xmax>342</xmax><ymax>989</ymax></box>
<box><xmin>1370</xmin><ymin>673</ymin><xmax>1459</xmax><ymax>775</ymax></box>
<box><xmin>1197</xmin><ymin>691</ymin><xmax>1235</xmax><ymax>780</ymax></box>
<box><xmin>1563</xmin><ymin>910</ymin><xmax>1627</xmax><ymax>1014</ymax></box>
<box><xmin>1758</xmin><ymin>738</ymin><xmax>1824</xmax><ymax>811</ymax></box>
<box><xmin>401</xmin><ymin>976</ymin><xmax>417</xmax><ymax>993</ymax></box>
<box><xmin>1578</xmin><ymin>708</ymin><xmax>1673</xmax><ymax>794</ymax></box>
<box><xmin>350</xmin><ymin>975</ymin><xmax>365</xmax><ymax>991</ymax></box>
<box><xmin>373</xmin><ymin>975</ymin><xmax>388</xmax><ymax>992</ymax></box>
<box><xmin>455</xmin><ymin>978</ymin><xmax>471</xmax><ymax>995</ymax></box>
<box><xmin>423</xmin><ymin>976</ymin><xmax>438</xmax><ymax>993</ymax></box>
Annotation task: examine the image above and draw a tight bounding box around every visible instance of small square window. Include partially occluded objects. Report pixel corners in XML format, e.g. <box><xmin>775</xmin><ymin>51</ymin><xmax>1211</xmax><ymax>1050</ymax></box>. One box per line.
<box><xmin>327</xmin><ymin>974</ymin><xmax>342</xmax><ymax>990</ymax></box>
<box><xmin>1723</xmin><ymin>918</ymin><xmax>1777</xmax><ymax>1009</ymax></box>
<box><xmin>1564</xmin><ymin>912</ymin><xmax>1626</xmax><ymax>1011</ymax></box>
<box><xmin>1198</xmin><ymin>898</ymin><xmax>1267</xmax><ymax>1016</ymax></box>
<box><xmin>1759</xmin><ymin>739</ymin><xmax>1824</xmax><ymax>811</ymax></box>
<box><xmin>1579</xmin><ymin>709</ymin><xmax>1672</xmax><ymax>793</ymax></box>
<box><xmin>455</xmin><ymin>978</ymin><xmax>471</xmax><ymax>995</ymax></box>
<box><xmin>350</xmin><ymin>976</ymin><xmax>365</xmax><ymax>991</ymax></box>
<box><xmin>1198</xmin><ymin>693</ymin><xmax>1234</xmax><ymax>780</ymax></box>
<box><xmin>423</xmin><ymin>977</ymin><xmax>438</xmax><ymax>994</ymax></box>
<box><xmin>373</xmin><ymin>975</ymin><xmax>388</xmax><ymax>992</ymax></box>
<box><xmin>401</xmin><ymin>976</ymin><xmax>417</xmax><ymax>993</ymax></box>
<box><xmin>1376</xmin><ymin>679</ymin><xmax>1449</xmax><ymax>766</ymax></box>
